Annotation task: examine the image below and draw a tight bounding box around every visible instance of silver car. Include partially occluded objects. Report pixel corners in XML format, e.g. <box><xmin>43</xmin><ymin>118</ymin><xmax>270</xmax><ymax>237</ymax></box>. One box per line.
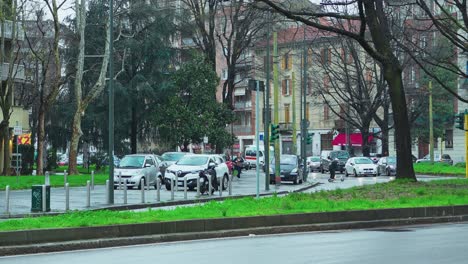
<box><xmin>113</xmin><ymin>154</ymin><xmax>160</xmax><ymax>189</ymax></box>
<box><xmin>307</xmin><ymin>156</ymin><xmax>321</xmax><ymax>172</ymax></box>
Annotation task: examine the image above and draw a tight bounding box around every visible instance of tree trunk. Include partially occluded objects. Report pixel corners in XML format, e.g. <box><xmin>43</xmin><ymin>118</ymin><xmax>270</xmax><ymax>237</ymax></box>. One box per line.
<box><xmin>131</xmin><ymin>104</ymin><xmax>137</xmax><ymax>154</ymax></box>
<box><xmin>68</xmin><ymin>110</ymin><xmax>82</xmax><ymax>175</ymax></box>
<box><xmin>2</xmin><ymin>124</ymin><xmax>10</xmax><ymax>175</ymax></box>
<box><xmin>361</xmin><ymin>128</ymin><xmax>370</xmax><ymax>157</ymax></box>
<box><xmin>36</xmin><ymin>107</ymin><xmax>46</xmax><ymax>175</ymax></box>
<box><xmin>383</xmin><ymin>66</ymin><xmax>415</xmax><ymax>180</ymax></box>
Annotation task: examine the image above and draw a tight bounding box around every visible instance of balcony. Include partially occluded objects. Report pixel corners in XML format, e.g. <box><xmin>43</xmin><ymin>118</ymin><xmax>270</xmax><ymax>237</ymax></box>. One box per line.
<box><xmin>234</xmin><ymin>101</ymin><xmax>252</xmax><ymax>110</ymax></box>
<box><xmin>0</xmin><ymin>20</ymin><xmax>24</xmax><ymax>41</ymax></box>
<box><xmin>2</xmin><ymin>63</ymin><xmax>25</xmax><ymax>81</ymax></box>
<box><xmin>232</xmin><ymin>125</ymin><xmax>252</xmax><ymax>135</ymax></box>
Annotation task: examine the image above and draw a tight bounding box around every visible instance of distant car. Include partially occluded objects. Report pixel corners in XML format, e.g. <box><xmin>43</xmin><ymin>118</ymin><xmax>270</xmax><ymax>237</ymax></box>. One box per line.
<box><xmin>416</xmin><ymin>154</ymin><xmax>453</xmax><ymax>165</ymax></box>
<box><xmin>164</xmin><ymin>154</ymin><xmax>230</xmax><ymax>191</ymax></box>
<box><xmin>306</xmin><ymin>156</ymin><xmax>321</xmax><ymax>172</ymax></box>
<box><xmin>113</xmin><ymin>154</ymin><xmax>160</xmax><ymax>189</ymax></box>
<box><xmin>269</xmin><ymin>155</ymin><xmax>303</xmax><ymax>185</ymax></box>
<box><xmin>77</xmin><ymin>154</ymin><xmax>84</xmax><ymax>166</ymax></box>
<box><xmin>161</xmin><ymin>152</ymin><xmax>190</xmax><ymax>167</ymax></box>
<box><xmin>369</xmin><ymin>153</ymin><xmax>382</xmax><ymax>164</ymax></box>
<box><xmin>377</xmin><ymin>156</ymin><xmax>396</xmax><ymax>176</ymax></box>
<box><xmin>344</xmin><ymin>157</ymin><xmax>378</xmax><ymax>177</ymax></box>
<box><xmin>321</xmin><ymin>150</ymin><xmax>350</xmax><ymax>174</ymax></box>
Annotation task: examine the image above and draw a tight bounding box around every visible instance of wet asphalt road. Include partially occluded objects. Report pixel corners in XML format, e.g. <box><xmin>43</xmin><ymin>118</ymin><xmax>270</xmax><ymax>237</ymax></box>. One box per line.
<box><xmin>1</xmin><ymin>223</ymin><xmax>467</xmax><ymax>264</ymax></box>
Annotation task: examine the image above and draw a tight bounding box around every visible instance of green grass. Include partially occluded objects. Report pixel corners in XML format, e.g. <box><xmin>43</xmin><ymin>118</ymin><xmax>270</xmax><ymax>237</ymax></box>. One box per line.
<box><xmin>2</xmin><ymin>179</ymin><xmax>468</xmax><ymax>231</ymax></box>
<box><xmin>414</xmin><ymin>162</ymin><xmax>466</xmax><ymax>176</ymax></box>
<box><xmin>0</xmin><ymin>174</ymin><xmax>109</xmax><ymax>190</ymax></box>
<box><xmin>55</xmin><ymin>165</ymin><xmax>107</xmax><ymax>174</ymax></box>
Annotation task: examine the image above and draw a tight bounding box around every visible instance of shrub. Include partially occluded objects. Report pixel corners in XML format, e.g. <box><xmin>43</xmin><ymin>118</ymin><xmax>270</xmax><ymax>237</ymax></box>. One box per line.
<box><xmin>454</xmin><ymin>162</ymin><xmax>466</xmax><ymax>168</ymax></box>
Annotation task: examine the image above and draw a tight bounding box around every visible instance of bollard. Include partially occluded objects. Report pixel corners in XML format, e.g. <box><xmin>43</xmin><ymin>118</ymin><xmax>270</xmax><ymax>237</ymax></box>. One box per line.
<box><xmin>208</xmin><ymin>176</ymin><xmax>212</xmax><ymax>196</ymax></box>
<box><xmin>196</xmin><ymin>176</ymin><xmax>201</xmax><ymax>198</ymax></box>
<box><xmin>91</xmin><ymin>171</ymin><xmax>95</xmax><ymax>190</ymax></box>
<box><xmin>228</xmin><ymin>175</ymin><xmax>232</xmax><ymax>196</ymax></box>
<box><xmin>175</xmin><ymin>176</ymin><xmax>179</xmax><ymax>192</ymax></box>
<box><xmin>141</xmin><ymin>179</ymin><xmax>145</xmax><ymax>203</ymax></box>
<box><xmin>170</xmin><ymin>177</ymin><xmax>175</xmax><ymax>201</ymax></box>
<box><xmin>64</xmin><ymin>170</ymin><xmax>67</xmax><ymax>188</ymax></box>
<box><xmin>118</xmin><ymin>172</ymin><xmax>122</xmax><ymax>190</ymax></box>
<box><xmin>184</xmin><ymin>177</ymin><xmax>188</xmax><ymax>200</ymax></box>
<box><xmin>86</xmin><ymin>180</ymin><xmax>91</xmax><ymax>207</ymax></box>
<box><xmin>65</xmin><ymin>183</ymin><xmax>70</xmax><ymax>211</ymax></box>
<box><xmin>45</xmin><ymin>171</ymin><xmax>50</xmax><ymax>186</ymax></box>
<box><xmin>123</xmin><ymin>180</ymin><xmax>128</xmax><ymax>204</ymax></box>
<box><xmin>5</xmin><ymin>185</ymin><xmax>10</xmax><ymax>214</ymax></box>
<box><xmin>156</xmin><ymin>178</ymin><xmax>161</xmax><ymax>202</ymax></box>
<box><xmin>219</xmin><ymin>176</ymin><xmax>222</xmax><ymax>197</ymax></box>
<box><xmin>146</xmin><ymin>176</ymin><xmax>150</xmax><ymax>191</ymax></box>
<box><xmin>42</xmin><ymin>185</ymin><xmax>47</xmax><ymax>212</ymax></box>
<box><xmin>105</xmin><ymin>180</ymin><xmax>110</xmax><ymax>204</ymax></box>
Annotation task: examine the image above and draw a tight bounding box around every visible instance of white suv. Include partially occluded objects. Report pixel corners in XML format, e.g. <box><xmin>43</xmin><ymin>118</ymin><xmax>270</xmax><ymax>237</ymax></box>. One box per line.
<box><xmin>164</xmin><ymin>154</ymin><xmax>230</xmax><ymax>191</ymax></box>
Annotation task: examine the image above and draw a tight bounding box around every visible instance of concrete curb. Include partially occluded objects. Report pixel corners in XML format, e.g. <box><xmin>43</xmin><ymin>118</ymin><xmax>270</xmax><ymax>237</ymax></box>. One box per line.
<box><xmin>1</xmin><ymin>204</ymin><xmax>468</xmax><ymax>251</ymax></box>
<box><xmin>0</xmin><ymin>182</ymin><xmax>320</xmax><ymax>219</ymax></box>
<box><xmin>1</xmin><ymin>214</ymin><xmax>467</xmax><ymax>256</ymax></box>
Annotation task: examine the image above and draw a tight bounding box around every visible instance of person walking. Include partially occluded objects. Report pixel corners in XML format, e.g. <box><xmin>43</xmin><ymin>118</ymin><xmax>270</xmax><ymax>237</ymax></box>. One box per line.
<box><xmin>329</xmin><ymin>157</ymin><xmax>338</xmax><ymax>182</ymax></box>
<box><xmin>233</xmin><ymin>153</ymin><xmax>244</xmax><ymax>178</ymax></box>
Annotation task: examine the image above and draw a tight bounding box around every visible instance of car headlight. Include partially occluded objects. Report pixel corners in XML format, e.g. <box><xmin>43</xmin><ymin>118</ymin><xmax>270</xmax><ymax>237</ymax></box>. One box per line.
<box><xmin>291</xmin><ymin>168</ymin><xmax>298</xmax><ymax>174</ymax></box>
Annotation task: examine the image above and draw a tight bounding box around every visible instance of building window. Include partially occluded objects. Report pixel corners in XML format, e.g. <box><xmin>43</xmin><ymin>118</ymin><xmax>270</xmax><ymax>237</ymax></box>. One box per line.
<box><xmin>307</xmin><ymin>48</ymin><xmax>313</xmax><ymax>65</ymax></box>
<box><xmin>284</xmin><ymin>104</ymin><xmax>290</xmax><ymax>123</ymax></box>
<box><xmin>282</xmin><ymin>78</ymin><xmax>291</xmax><ymax>96</ymax></box>
<box><xmin>282</xmin><ymin>53</ymin><xmax>292</xmax><ymax>70</ymax></box>
<box><xmin>324</xmin><ymin>104</ymin><xmax>330</xmax><ymax>120</ymax></box>
<box><xmin>321</xmin><ymin>48</ymin><xmax>331</xmax><ymax>65</ymax></box>
<box><xmin>321</xmin><ymin>134</ymin><xmax>333</xmax><ymax>150</ymax></box>
<box><xmin>323</xmin><ymin>75</ymin><xmax>330</xmax><ymax>91</ymax></box>
<box><xmin>445</xmin><ymin>129</ymin><xmax>453</xmax><ymax>149</ymax></box>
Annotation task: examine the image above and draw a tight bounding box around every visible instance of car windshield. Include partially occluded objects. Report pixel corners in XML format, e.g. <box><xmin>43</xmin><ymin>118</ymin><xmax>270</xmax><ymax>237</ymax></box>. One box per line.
<box><xmin>176</xmin><ymin>156</ymin><xmax>208</xmax><ymax>166</ymax></box>
<box><xmin>355</xmin><ymin>158</ymin><xmax>373</xmax><ymax>164</ymax></box>
<box><xmin>331</xmin><ymin>151</ymin><xmax>349</xmax><ymax>159</ymax></box>
<box><xmin>271</xmin><ymin>156</ymin><xmax>297</xmax><ymax>165</ymax></box>
<box><xmin>119</xmin><ymin>156</ymin><xmax>145</xmax><ymax>168</ymax></box>
<box><xmin>162</xmin><ymin>152</ymin><xmax>186</xmax><ymax>161</ymax></box>
<box><xmin>387</xmin><ymin>157</ymin><xmax>396</xmax><ymax>164</ymax></box>
<box><xmin>310</xmin><ymin>157</ymin><xmax>320</xmax><ymax>162</ymax></box>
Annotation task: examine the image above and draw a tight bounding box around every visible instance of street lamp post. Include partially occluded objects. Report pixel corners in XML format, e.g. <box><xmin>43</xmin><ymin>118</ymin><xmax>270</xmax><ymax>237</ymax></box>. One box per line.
<box><xmin>108</xmin><ymin>0</ymin><xmax>115</xmax><ymax>204</ymax></box>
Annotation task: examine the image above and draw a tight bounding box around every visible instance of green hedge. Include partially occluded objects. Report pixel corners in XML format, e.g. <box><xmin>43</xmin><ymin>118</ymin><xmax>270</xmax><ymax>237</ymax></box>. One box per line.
<box><xmin>414</xmin><ymin>162</ymin><xmax>465</xmax><ymax>176</ymax></box>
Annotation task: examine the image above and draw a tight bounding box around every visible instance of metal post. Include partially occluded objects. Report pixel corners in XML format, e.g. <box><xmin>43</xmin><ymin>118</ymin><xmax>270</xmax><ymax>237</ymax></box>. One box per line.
<box><xmin>42</xmin><ymin>184</ymin><xmax>46</xmax><ymax>212</ymax></box>
<box><xmin>105</xmin><ymin>180</ymin><xmax>110</xmax><ymax>204</ymax></box>
<box><xmin>208</xmin><ymin>175</ymin><xmax>212</xmax><ymax>196</ymax></box>
<box><xmin>219</xmin><ymin>176</ymin><xmax>222</xmax><ymax>197</ymax></box>
<box><xmin>302</xmin><ymin>25</ymin><xmax>308</xmax><ymax>181</ymax></box>
<box><xmin>170</xmin><ymin>177</ymin><xmax>174</xmax><ymax>201</ymax></box>
<box><xmin>118</xmin><ymin>171</ymin><xmax>122</xmax><ymax>190</ymax></box>
<box><xmin>184</xmin><ymin>176</ymin><xmax>187</xmax><ymax>200</ymax></box>
<box><xmin>86</xmin><ymin>180</ymin><xmax>90</xmax><ymax>207</ymax></box>
<box><xmin>146</xmin><ymin>176</ymin><xmax>150</xmax><ymax>191</ymax></box>
<box><xmin>228</xmin><ymin>175</ymin><xmax>232</xmax><ymax>196</ymax></box>
<box><xmin>64</xmin><ymin>170</ymin><xmax>67</xmax><ymax>188</ymax></box>
<box><xmin>196</xmin><ymin>176</ymin><xmax>201</xmax><ymax>198</ymax></box>
<box><xmin>255</xmin><ymin>80</ymin><xmax>260</xmax><ymax>199</ymax></box>
<box><xmin>45</xmin><ymin>171</ymin><xmax>50</xmax><ymax>186</ymax></box>
<box><xmin>264</xmin><ymin>11</ymin><xmax>271</xmax><ymax>192</ymax></box>
<box><xmin>5</xmin><ymin>185</ymin><xmax>10</xmax><ymax>214</ymax></box>
<box><xmin>273</xmin><ymin>32</ymin><xmax>281</xmax><ymax>186</ymax></box>
<box><xmin>91</xmin><ymin>171</ymin><xmax>95</xmax><ymax>190</ymax></box>
<box><xmin>140</xmin><ymin>179</ymin><xmax>145</xmax><ymax>203</ymax></box>
<box><xmin>108</xmin><ymin>0</ymin><xmax>115</xmax><ymax>205</ymax></box>
<box><xmin>123</xmin><ymin>180</ymin><xmax>128</xmax><ymax>204</ymax></box>
<box><xmin>292</xmin><ymin>73</ymin><xmax>297</xmax><ymax>155</ymax></box>
<box><xmin>156</xmin><ymin>178</ymin><xmax>161</xmax><ymax>202</ymax></box>
<box><xmin>429</xmin><ymin>80</ymin><xmax>434</xmax><ymax>163</ymax></box>
<box><xmin>465</xmin><ymin>112</ymin><xmax>468</xmax><ymax>179</ymax></box>
<box><xmin>65</xmin><ymin>183</ymin><xmax>70</xmax><ymax>211</ymax></box>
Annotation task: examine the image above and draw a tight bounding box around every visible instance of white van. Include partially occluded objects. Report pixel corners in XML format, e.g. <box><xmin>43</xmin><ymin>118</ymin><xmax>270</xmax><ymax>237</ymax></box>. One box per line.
<box><xmin>244</xmin><ymin>145</ymin><xmax>274</xmax><ymax>168</ymax></box>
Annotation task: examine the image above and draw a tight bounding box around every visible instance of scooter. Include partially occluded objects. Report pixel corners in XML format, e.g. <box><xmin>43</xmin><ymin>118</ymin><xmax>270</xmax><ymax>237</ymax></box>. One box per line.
<box><xmin>198</xmin><ymin>167</ymin><xmax>219</xmax><ymax>195</ymax></box>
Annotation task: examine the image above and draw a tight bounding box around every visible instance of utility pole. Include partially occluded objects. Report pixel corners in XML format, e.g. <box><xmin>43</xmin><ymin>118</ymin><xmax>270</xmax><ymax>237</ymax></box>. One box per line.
<box><xmin>302</xmin><ymin>26</ymin><xmax>308</xmax><ymax>181</ymax></box>
<box><xmin>292</xmin><ymin>72</ymin><xmax>297</xmax><ymax>155</ymax></box>
<box><xmin>429</xmin><ymin>80</ymin><xmax>434</xmax><ymax>163</ymax></box>
<box><xmin>273</xmin><ymin>32</ymin><xmax>280</xmax><ymax>185</ymax></box>
<box><xmin>108</xmin><ymin>0</ymin><xmax>115</xmax><ymax>204</ymax></box>
<box><xmin>264</xmin><ymin>17</ymin><xmax>271</xmax><ymax>191</ymax></box>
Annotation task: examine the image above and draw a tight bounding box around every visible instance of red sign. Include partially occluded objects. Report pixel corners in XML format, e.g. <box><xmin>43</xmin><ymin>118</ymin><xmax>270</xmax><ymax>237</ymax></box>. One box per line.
<box><xmin>17</xmin><ymin>133</ymin><xmax>31</xmax><ymax>145</ymax></box>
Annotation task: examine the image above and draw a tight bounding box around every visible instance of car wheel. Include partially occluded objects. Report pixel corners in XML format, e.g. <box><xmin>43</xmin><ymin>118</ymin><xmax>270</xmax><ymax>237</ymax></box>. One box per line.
<box><xmin>155</xmin><ymin>176</ymin><xmax>163</xmax><ymax>189</ymax></box>
<box><xmin>222</xmin><ymin>174</ymin><xmax>229</xmax><ymax>190</ymax></box>
<box><xmin>113</xmin><ymin>185</ymin><xmax>118</xmax><ymax>190</ymax></box>
<box><xmin>345</xmin><ymin>170</ymin><xmax>349</xmax><ymax>177</ymax></box>
<box><xmin>165</xmin><ymin>180</ymin><xmax>172</xmax><ymax>191</ymax></box>
<box><xmin>340</xmin><ymin>170</ymin><xmax>343</xmax><ymax>174</ymax></box>
<box><xmin>387</xmin><ymin>168</ymin><xmax>391</xmax><ymax>176</ymax></box>
<box><xmin>138</xmin><ymin>178</ymin><xmax>146</xmax><ymax>190</ymax></box>
<box><xmin>320</xmin><ymin>167</ymin><xmax>324</xmax><ymax>174</ymax></box>
<box><xmin>354</xmin><ymin>169</ymin><xmax>358</xmax><ymax>177</ymax></box>
<box><xmin>199</xmin><ymin>176</ymin><xmax>209</xmax><ymax>194</ymax></box>
<box><xmin>292</xmin><ymin>179</ymin><xmax>297</xmax><ymax>185</ymax></box>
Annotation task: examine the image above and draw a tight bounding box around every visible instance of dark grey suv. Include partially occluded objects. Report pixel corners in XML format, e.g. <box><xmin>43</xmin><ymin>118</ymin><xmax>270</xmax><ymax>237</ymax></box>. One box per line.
<box><xmin>321</xmin><ymin>150</ymin><xmax>350</xmax><ymax>174</ymax></box>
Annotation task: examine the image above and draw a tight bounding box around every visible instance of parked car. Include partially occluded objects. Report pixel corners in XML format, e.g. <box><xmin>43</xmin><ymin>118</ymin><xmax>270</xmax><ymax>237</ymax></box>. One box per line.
<box><xmin>416</xmin><ymin>154</ymin><xmax>453</xmax><ymax>165</ymax></box>
<box><xmin>369</xmin><ymin>153</ymin><xmax>382</xmax><ymax>164</ymax></box>
<box><xmin>377</xmin><ymin>156</ymin><xmax>396</xmax><ymax>176</ymax></box>
<box><xmin>306</xmin><ymin>156</ymin><xmax>321</xmax><ymax>172</ymax></box>
<box><xmin>344</xmin><ymin>157</ymin><xmax>378</xmax><ymax>177</ymax></box>
<box><xmin>321</xmin><ymin>150</ymin><xmax>350</xmax><ymax>174</ymax></box>
<box><xmin>268</xmin><ymin>155</ymin><xmax>303</xmax><ymax>185</ymax></box>
<box><xmin>161</xmin><ymin>152</ymin><xmax>190</xmax><ymax>167</ymax></box>
<box><xmin>113</xmin><ymin>154</ymin><xmax>160</xmax><ymax>189</ymax></box>
<box><xmin>164</xmin><ymin>154</ymin><xmax>230</xmax><ymax>191</ymax></box>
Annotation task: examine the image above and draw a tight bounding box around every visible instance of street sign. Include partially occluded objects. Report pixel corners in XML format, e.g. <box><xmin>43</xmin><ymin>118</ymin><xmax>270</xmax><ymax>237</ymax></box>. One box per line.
<box><xmin>14</xmin><ymin>126</ymin><xmax>22</xmax><ymax>136</ymax></box>
<box><xmin>203</xmin><ymin>136</ymin><xmax>208</xmax><ymax>144</ymax></box>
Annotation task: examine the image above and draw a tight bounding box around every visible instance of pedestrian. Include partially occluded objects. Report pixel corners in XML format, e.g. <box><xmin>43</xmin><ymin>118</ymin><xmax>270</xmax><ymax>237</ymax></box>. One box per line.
<box><xmin>233</xmin><ymin>153</ymin><xmax>244</xmax><ymax>178</ymax></box>
<box><xmin>329</xmin><ymin>157</ymin><xmax>338</xmax><ymax>182</ymax></box>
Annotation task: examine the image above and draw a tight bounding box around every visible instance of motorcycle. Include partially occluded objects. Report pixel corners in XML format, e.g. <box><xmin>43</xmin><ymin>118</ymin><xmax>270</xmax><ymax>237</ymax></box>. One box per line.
<box><xmin>198</xmin><ymin>166</ymin><xmax>218</xmax><ymax>195</ymax></box>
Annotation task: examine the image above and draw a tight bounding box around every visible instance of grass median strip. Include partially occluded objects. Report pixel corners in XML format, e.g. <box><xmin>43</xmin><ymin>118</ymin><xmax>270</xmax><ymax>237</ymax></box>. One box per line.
<box><xmin>0</xmin><ymin>174</ymin><xmax>108</xmax><ymax>190</ymax></box>
<box><xmin>1</xmin><ymin>179</ymin><xmax>468</xmax><ymax>231</ymax></box>
<box><xmin>414</xmin><ymin>163</ymin><xmax>465</xmax><ymax>176</ymax></box>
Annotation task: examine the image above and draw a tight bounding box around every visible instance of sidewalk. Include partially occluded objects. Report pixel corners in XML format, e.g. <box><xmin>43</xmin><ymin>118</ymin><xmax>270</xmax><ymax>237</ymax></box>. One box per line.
<box><xmin>0</xmin><ymin>170</ymin><xmax>315</xmax><ymax>217</ymax></box>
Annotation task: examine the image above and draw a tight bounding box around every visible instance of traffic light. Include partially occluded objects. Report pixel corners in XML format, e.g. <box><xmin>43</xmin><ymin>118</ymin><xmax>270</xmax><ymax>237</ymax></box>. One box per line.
<box><xmin>306</xmin><ymin>132</ymin><xmax>313</xmax><ymax>145</ymax></box>
<box><xmin>455</xmin><ymin>112</ymin><xmax>465</xmax><ymax>130</ymax></box>
<box><xmin>270</xmin><ymin>124</ymin><xmax>279</xmax><ymax>142</ymax></box>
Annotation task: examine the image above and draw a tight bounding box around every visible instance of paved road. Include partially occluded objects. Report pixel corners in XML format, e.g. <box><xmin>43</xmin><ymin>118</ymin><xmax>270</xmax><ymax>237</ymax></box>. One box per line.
<box><xmin>0</xmin><ymin>170</ymin><xmax>452</xmax><ymax>216</ymax></box>
<box><xmin>1</xmin><ymin>223</ymin><xmax>467</xmax><ymax>263</ymax></box>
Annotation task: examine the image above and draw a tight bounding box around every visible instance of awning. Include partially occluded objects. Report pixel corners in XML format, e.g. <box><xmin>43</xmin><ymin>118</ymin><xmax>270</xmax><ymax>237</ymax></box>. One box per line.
<box><xmin>332</xmin><ymin>133</ymin><xmax>374</xmax><ymax>147</ymax></box>
<box><xmin>234</xmin><ymin>87</ymin><xmax>246</xmax><ymax>96</ymax></box>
